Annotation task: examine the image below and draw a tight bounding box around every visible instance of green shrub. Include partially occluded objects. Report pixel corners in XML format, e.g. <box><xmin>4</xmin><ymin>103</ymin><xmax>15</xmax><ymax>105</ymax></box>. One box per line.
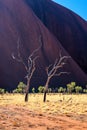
<box><xmin>67</xmin><ymin>82</ymin><xmax>76</xmax><ymax>93</ymax></box>
<box><xmin>0</xmin><ymin>88</ymin><xmax>5</xmax><ymax>94</ymax></box>
<box><xmin>58</xmin><ymin>87</ymin><xmax>64</xmax><ymax>93</ymax></box>
<box><xmin>58</xmin><ymin>87</ymin><xmax>66</xmax><ymax>93</ymax></box>
<box><xmin>75</xmin><ymin>86</ymin><xmax>82</xmax><ymax>93</ymax></box>
<box><xmin>83</xmin><ymin>89</ymin><xmax>87</xmax><ymax>93</ymax></box>
<box><xmin>13</xmin><ymin>88</ymin><xmax>22</xmax><ymax>93</ymax></box>
<box><xmin>38</xmin><ymin>86</ymin><xmax>44</xmax><ymax>93</ymax></box>
<box><xmin>13</xmin><ymin>82</ymin><xmax>26</xmax><ymax>93</ymax></box>
<box><xmin>32</xmin><ymin>88</ymin><xmax>35</xmax><ymax>93</ymax></box>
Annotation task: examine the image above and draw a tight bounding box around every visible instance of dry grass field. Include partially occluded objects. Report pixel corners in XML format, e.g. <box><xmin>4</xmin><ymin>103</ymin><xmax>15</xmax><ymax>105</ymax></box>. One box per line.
<box><xmin>0</xmin><ymin>93</ymin><xmax>87</xmax><ymax>130</ymax></box>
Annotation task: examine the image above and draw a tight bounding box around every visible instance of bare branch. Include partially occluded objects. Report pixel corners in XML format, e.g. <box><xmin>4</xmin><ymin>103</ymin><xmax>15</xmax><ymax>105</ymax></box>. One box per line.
<box><xmin>46</xmin><ymin>64</ymin><xmax>53</xmax><ymax>75</ymax></box>
<box><xmin>27</xmin><ymin>36</ymin><xmax>42</xmax><ymax>73</ymax></box>
<box><xmin>12</xmin><ymin>53</ymin><xmax>22</xmax><ymax>62</ymax></box>
<box><xmin>53</xmin><ymin>59</ymin><xmax>58</xmax><ymax>67</ymax></box>
<box><xmin>48</xmin><ymin>60</ymin><xmax>58</xmax><ymax>76</ymax></box>
<box><xmin>33</xmin><ymin>56</ymin><xmax>39</xmax><ymax>63</ymax></box>
<box><xmin>12</xmin><ymin>53</ymin><xmax>15</xmax><ymax>60</ymax></box>
<box><xmin>46</xmin><ymin>54</ymin><xmax>70</xmax><ymax>78</ymax></box>
<box><xmin>54</xmin><ymin>72</ymin><xmax>70</xmax><ymax>77</ymax></box>
<box><xmin>47</xmin><ymin>64</ymin><xmax>53</xmax><ymax>69</ymax></box>
<box><xmin>28</xmin><ymin>57</ymin><xmax>32</xmax><ymax>68</ymax></box>
<box><xmin>57</xmin><ymin>55</ymin><xmax>71</xmax><ymax>66</ymax></box>
<box><xmin>12</xmin><ymin>39</ymin><xmax>28</xmax><ymax>71</ymax></box>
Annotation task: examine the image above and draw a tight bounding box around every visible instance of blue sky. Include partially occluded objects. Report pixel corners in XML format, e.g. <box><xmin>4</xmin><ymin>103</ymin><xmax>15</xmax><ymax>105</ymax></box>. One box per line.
<box><xmin>53</xmin><ymin>0</ymin><xmax>87</xmax><ymax>20</ymax></box>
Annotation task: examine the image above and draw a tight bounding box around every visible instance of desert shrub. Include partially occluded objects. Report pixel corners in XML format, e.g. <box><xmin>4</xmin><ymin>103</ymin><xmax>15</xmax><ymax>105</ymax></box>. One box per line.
<box><xmin>48</xmin><ymin>88</ymin><xmax>52</xmax><ymax>93</ymax></box>
<box><xmin>38</xmin><ymin>86</ymin><xmax>44</xmax><ymax>93</ymax></box>
<box><xmin>0</xmin><ymin>88</ymin><xmax>5</xmax><ymax>94</ymax></box>
<box><xmin>32</xmin><ymin>87</ymin><xmax>35</xmax><ymax>93</ymax></box>
<box><xmin>13</xmin><ymin>88</ymin><xmax>22</xmax><ymax>93</ymax></box>
<box><xmin>63</xmin><ymin>88</ymin><xmax>66</xmax><ymax>93</ymax></box>
<box><xmin>58</xmin><ymin>87</ymin><xmax>66</xmax><ymax>93</ymax></box>
<box><xmin>6</xmin><ymin>91</ymin><xmax>9</xmax><ymax>94</ymax></box>
<box><xmin>17</xmin><ymin>82</ymin><xmax>26</xmax><ymax>90</ymax></box>
<box><xmin>13</xmin><ymin>82</ymin><xmax>26</xmax><ymax>93</ymax></box>
<box><xmin>83</xmin><ymin>85</ymin><xmax>87</xmax><ymax>93</ymax></box>
<box><xmin>75</xmin><ymin>86</ymin><xmax>82</xmax><ymax>93</ymax></box>
<box><xmin>67</xmin><ymin>82</ymin><xmax>76</xmax><ymax>93</ymax></box>
<box><xmin>58</xmin><ymin>87</ymin><xmax>64</xmax><ymax>93</ymax></box>
<box><xmin>83</xmin><ymin>89</ymin><xmax>87</xmax><ymax>93</ymax></box>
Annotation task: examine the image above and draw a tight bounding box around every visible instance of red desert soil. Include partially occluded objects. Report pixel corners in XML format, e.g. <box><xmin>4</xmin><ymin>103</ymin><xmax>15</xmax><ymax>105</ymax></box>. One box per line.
<box><xmin>0</xmin><ymin>106</ymin><xmax>87</xmax><ymax>130</ymax></box>
<box><xmin>0</xmin><ymin>94</ymin><xmax>87</xmax><ymax>130</ymax></box>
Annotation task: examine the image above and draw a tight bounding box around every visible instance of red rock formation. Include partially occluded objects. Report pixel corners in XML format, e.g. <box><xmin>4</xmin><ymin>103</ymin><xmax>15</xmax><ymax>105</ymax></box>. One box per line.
<box><xmin>26</xmin><ymin>0</ymin><xmax>87</xmax><ymax>73</ymax></box>
<box><xmin>0</xmin><ymin>0</ymin><xmax>87</xmax><ymax>90</ymax></box>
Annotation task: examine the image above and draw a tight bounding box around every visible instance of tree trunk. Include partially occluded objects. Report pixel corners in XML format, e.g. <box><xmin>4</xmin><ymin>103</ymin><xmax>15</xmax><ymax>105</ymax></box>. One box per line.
<box><xmin>25</xmin><ymin>79</ymin><xmax>30</xmax><ymax>102</ymax></box>
<box><xmin>43</xmin><ymin>77</ymin><xmax>50</xmax><ymax>102</ymax></box>
<box><xmin>25</xmin><ymin>92</ymin><xmax>29</xmax><ymax>102</ymax></box>
<box><xmin>43</xmin><ymin>90</ymin><xmax>47</xmax><ymax>102</ymax></box>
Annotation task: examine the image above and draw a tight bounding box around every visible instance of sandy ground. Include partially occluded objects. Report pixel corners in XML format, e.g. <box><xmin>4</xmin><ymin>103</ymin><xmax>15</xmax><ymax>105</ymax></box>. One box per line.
<box><xmin>0</xmin><ymin>94</ymin><xmax>87</xmax><ymax>130</ymax></box>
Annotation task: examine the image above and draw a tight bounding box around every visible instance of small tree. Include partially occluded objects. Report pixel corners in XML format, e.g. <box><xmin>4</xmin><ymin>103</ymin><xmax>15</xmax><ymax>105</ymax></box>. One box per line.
<box><xmin>43</xmin><ymin>51</ymin><xmax>70</xmax><ymax>102</ymax></box>
<box><xmin>67</xmin><ymin>82</ymin><xmax>76</xmax><ymax>93</ymax></box>
<box><xmin>75</xmin><ymin>86</ymin><xmax>82</xmax><ymax>93</ymax></box>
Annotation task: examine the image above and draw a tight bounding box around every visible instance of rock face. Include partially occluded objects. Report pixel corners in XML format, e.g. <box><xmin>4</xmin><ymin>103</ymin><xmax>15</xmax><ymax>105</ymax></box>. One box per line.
<box><xmin>26</xmin><ymin>0</ymin><xmax>87</xmax><ymax>73</ymax></box>
<box><xmin>0</xmin><ymin>0</ymin><xmax>87</xmax><ymax>90</ymax></box>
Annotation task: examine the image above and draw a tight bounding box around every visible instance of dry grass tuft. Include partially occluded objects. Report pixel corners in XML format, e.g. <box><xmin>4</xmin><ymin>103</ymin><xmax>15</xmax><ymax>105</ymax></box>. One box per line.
<box><xmin>0</xmin><ymin>93</ymin><xmax>87</xmax><ymax>117</ymax></box>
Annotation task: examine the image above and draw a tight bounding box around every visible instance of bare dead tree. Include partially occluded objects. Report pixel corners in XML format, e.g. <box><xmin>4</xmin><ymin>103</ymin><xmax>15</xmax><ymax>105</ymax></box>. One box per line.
<box><xmin>43</xmin><ymin>51</ymin><xmax>71</xmax><ymax>102</ymax></box>
<box><xmin>12</xmin><ymin>38</ymin><xmax>41</xmax><ymax>102</ymax></box>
